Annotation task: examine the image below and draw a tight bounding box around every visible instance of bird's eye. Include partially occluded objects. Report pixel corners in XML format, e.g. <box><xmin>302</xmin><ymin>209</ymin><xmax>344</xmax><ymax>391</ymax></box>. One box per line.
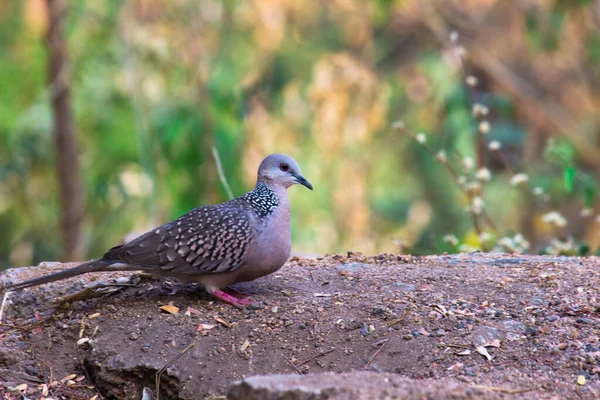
<box><xmin>279</xmin><ymin>163</ymin><xmax>289</xmax><ymax>172</ymax></box>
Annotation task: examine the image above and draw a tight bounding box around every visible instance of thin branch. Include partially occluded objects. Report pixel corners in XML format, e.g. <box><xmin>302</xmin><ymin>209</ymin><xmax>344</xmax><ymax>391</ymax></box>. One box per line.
<box><xmin>211</xmin><ymin>146</ymin><xmax>234</xmax><ymax>200</ymax></box>
<box><xmin>0</xmin><ymin>291</ymin><xmax>10</xmax><ymax>324</ymax></box>
<box><xmin>155</xmin><ymin>338</ymin><xmax>198</xmax><ymax>400</ymax></box>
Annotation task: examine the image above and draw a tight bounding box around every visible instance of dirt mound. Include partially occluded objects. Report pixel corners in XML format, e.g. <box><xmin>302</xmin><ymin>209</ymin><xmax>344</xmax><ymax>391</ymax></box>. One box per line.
<box><xmin>1</xmin><ymin>253</ymin><xmax>599</xmax><ymax>399</ymax></box>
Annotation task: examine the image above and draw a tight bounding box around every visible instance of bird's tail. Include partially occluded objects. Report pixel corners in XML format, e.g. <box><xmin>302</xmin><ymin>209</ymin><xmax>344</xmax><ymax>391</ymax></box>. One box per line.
<box><xmin>3</xmin><ymin>259</ymin><xmax>110</xmax><ymax>292</ymax></box>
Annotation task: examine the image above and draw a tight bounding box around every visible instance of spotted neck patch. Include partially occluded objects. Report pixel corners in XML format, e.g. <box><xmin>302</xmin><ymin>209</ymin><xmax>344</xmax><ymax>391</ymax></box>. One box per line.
<box><xmin>242</xmin><ymin>183</ymin><xmax>280</xmax><ymax>217</ymax></box>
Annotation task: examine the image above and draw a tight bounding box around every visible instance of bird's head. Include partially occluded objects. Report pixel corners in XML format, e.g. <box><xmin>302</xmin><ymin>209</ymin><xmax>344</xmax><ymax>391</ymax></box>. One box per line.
<box><xmin>257</xmin><ymin>154</ymin><xmax>313</xmax><ymax>190</ymax></box>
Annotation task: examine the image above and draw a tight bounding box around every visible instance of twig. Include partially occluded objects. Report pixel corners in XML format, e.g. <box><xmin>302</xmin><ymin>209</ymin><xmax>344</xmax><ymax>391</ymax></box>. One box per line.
<box><xmin>0</xmin><ymin>369</ymin><xmax>45</xmax><ymax>383</ymax></box>
<box><xmin>0</xmin><ymin>291</ymin><xmax>10</xmax><ymax>323</ymax></box>
<box><xmin>388</xmin><ymin>308</ymin><xmax>410</xmax><ymax>327</ymax></box>
<box><xmin>286</xmin><ymin>358</ymin><xmax>303</xmax><ymax>375</ymax></box>
<box><xmin>298</xmin><ymin>348</ymin><xmax>336</xmax><ymax>366</ymax></box>
<box><xmin>53</xmin><ymin>283</ymin><xmax>132</xmax><ymax>307</ymax></box>
<box><xmin>211</xmin><ymin>146</ymin><xmax>234</xmax><ymax>200</ymax></box>
<box><xmin>362</xmin><ymin>337</ymin><xmax>390</xmax><ymax>371</ymax></box>
<box><xmin>156</xmin><ymin>338</ymin><xmax>199</xmax><ymax>400</ymax></box>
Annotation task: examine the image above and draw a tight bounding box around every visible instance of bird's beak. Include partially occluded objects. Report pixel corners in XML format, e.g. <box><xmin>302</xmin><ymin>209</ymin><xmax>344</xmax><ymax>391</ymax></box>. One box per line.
<box><xmin>294</xmin><ymin>175</ymin><xmax>313</xmax><ymax>190</ymax></box>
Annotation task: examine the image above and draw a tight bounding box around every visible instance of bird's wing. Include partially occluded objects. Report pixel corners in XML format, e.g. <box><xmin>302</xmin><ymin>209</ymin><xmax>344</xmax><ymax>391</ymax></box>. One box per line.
<box><xmin>102</xmin><ymin>205</ymin><xmax>254</xmax><ymax>274</ymax></box>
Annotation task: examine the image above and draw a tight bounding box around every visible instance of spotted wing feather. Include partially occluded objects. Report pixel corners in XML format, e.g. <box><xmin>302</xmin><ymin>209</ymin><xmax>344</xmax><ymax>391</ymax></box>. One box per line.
<box><xmin>102</xmin><ymin>205</ymin><xmax>254</xmax><ymax>275</ymax></box>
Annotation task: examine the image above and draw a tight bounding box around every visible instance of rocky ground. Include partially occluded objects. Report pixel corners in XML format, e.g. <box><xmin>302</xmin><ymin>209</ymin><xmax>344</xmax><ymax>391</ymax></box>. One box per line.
<box><xmin>0</xmin><ymin>253</ymin><xmax>599</xmax><ymax>399</ymax></box>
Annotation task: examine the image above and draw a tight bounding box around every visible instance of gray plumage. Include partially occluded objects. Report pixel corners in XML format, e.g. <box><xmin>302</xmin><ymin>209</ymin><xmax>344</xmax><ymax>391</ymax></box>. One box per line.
<box><xmin>4</xmin><ymin>154</ymin><xmax>312</xmax><ymax>306</ymax></box>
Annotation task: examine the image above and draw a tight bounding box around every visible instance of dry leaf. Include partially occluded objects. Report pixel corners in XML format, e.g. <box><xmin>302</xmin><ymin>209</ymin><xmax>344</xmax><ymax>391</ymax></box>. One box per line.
<box><xmin>457</xmin><ymin>349</ymin><xmax>471</xmax><ymax>356</ymax></box>
<box><xmin>186</xmin><ymin>307</ymin><xmax>203</xmax><ymax>316</ymax></box>
<box><xmin>15</xmin><ymin>383</ymin><xmax>27</xmax><ymax>392</ymax></box>
<box><xmin>196</xmin><ymin>323</ymin><xmax>216</xmax><ymax>332</ymax></box>
<box><xmin>42</xmin><ymin>384</ymin><xmax>49</xmax><ymax>396</ymax></box>
<box><xmin>314</xmin><ymin>293</ymin><xmax>332</xmax><ymax>297</ymax></box>
<box><xmin>476</xmin><ymin>345</ymin><xmax>493</xmax><ymax>361</ymax></box>
<box><xmin>75</xmin><ymin>375</ymin><xmax>86</xmax><ymax>382</ymax></box>
<box><xmin>433</xmin><ymin>304</ymin><xmax>448</xmax><ymax>316</ymax></box>
<box><xmin>77</xmin><ymin>338</ymin><xmax>90</xmax><ymax>346</ymax></box>
<box><xmin>88</xmin><ymin>313</ymin><xmax>101</xmax><ymax>319</ymax></box>
<box><xmin>215</xmin><ymin>317</ymin><xmax>231</xmax><ymax>328</ymax></box>
<box><xmin>240</xmin><ymin>339</ymin><xmax>250</xmax><ymax>351</ymax></box>
<box><xmin>90</xmin><ymin>396</ymin><xmax>98</xmax><ymax>400</ymax></box>
<box><xmin>61</xmin><ymin>374</ymin><xmax>77</xmax><ymax>382</ymax></box>
<box><xmin>577</xmin><ymin>375</ymin><xmax>586</xmax><ymax>385</ymax></box>
<box><xmin>159</xmin><ymin>305</ymin><xmax>180</xmax><ymax>314</ymax></box>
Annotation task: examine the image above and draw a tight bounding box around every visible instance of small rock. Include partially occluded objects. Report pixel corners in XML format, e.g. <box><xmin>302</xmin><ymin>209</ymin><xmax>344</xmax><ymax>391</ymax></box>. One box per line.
<box><xmin>545</xmin><ymin>315</ymin><xmax>559</xmax><ymax>322</ymax></box>
<box><xmin>435</xmin><ymin>329</ymin><xmax>446</xmax><ymax>337</ymax></box>
<box><xmin>585</xmin><ymin>344</ymin><xmax>598</xmax><ymax>352</ymax></box>
<box><xmin>576</xmin><ymin>318</ymin><xmax>592</xmax><ymax>325</ymax></box>
<box><xmin>299</xmin><ymin>323</ymin><xmax>307</xmax><ymax>330</ymax></box>
<box><xmin>524</xmin><ymin>326</ymin><xmax>539</xmax><ymax>337</ymax></box>
<box><xmin>24</xmin><ymin>365</ymin><xmax>39</xmax><ymax>376</ymax></box>
<box><xmin>129</xmin><ymin>332</ymin><xmax>140</xmax><ymax>340</ymax></box>
<box><xmin>403</xmin><ymin>334</ymin><xmax>413</xmax><ymax>341</ymax></box>
<box><xmin>471</xmin><ymin>326</ymin><xmax>506</xmax><ymax>346</ymax></box>
<box><xmin>360</xmin><ymin>324</ymin><xmax>370</xmax><ymax>336</ymax></box>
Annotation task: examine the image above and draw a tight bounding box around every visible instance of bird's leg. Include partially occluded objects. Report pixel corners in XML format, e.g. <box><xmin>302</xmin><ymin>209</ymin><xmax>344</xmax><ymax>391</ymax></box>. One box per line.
<box><xmin>211</xmin><ymin>289</ymin><xmax>251</xmax><ymax>307</ymax></box>
<box><xmin>223</xmin><ymin>286</ymin><xmax>252</xmax><ymax>299</ymax></box>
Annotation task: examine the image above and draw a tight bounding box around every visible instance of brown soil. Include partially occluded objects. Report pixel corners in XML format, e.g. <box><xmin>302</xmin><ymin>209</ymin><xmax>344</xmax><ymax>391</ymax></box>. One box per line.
<box><xmin>0</xmin><ymin>253</ymin><xmax>599</xmax><ymax>399</ymax></box>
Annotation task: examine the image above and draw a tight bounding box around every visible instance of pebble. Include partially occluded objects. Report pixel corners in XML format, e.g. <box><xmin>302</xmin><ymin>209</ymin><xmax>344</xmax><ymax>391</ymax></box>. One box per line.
<box><xmin>24</xmin><ymin>365</ymin><xmax>39</xmax><ymax>376</ymax></box>
<box><xmin>585</xmin><ymin>344</ymin><xmax>598</xmax><ymax>352</ymax></box>
<box><xmin>129</xmin><ymin>332</ymin><xmax>140</xmax><ymax>340</ymax></box>
<box><xmin>545</xmin><ymin>315</ymin><xmax>559</xmax><ymax>322</ymax></box>
<box><xmin>403</xmin><ymin>334</ymin><xmax>413</xmax><ymax>341</ymax></box>
<box><xmin>525</xmin><ymin>326</ymin><xmax>539</xmax><ymax>337</ymax></box>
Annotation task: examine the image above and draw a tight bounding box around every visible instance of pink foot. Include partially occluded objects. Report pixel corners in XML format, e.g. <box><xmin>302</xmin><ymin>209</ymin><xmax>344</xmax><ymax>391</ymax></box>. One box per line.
<box><xmin>212</xmin><ymin>289</ymin><xmax>251</xmax><ymax>307</ymax></box>
<box><xmin>223</xmin><ymin>286</ymin><xmax>252</xmax><ymax>299</ymax></box>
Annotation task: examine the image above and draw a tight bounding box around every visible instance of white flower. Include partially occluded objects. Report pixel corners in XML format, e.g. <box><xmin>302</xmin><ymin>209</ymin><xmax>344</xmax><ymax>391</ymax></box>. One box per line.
<box><xmin>513</xmin><ymin>233</ymin><xmax>530</xmax><ymax>250</ymax></box>
<box><xmin>541</xmin><ymin>211</ymin><xmax>567</xmax><ymax>228</ymax></box>
<box><xmin>466</xmin><ymin>75</ymin><xmax>478</xmax><ymax>87</ymax></box>
<box><xmin>459</xmin><ymin>243</ymin><xmax>479</xmax><ymax>253</ymax></box>
<box><xmin>443</xmin><ymin>234</ymin><xmax>459</xmax><ymax>246</ymax></box>
<box><xmin>475</xmin><ymin>168</ymin><xmax>491</xmax><ymax>181</ymax></box>
<box><xmin>472</xmin><ymin>103</ymin><xmax>489</xmax><ymax>117</ymax></box>
<box><xmin>457</xmin><ymin>176</ymin><xmax>467</xmax><ymax>185</ymax></box>
<box><xmin>478</xmin><ymin>120</ymin><xmax>491</xmax><ymax>134</ymax></box>
<box><xmin>510</xmin><ymin>173</ymin><xmax>529</xmax><ymax>186</ymax></box>
<box><xmin>436</xmin><ymin>151</ymin><xmax>447</xmax><ymax>163</ymax></box>
<box><xmin>580</xmin><ymin>208</ymin><xmax>592</xmax><ymax>217</ymax></box>
<box><xmin>488</xmin><ymin>141</ymin><xmax>501</xmax><ymax>151</ymax></box>
<box><xmin>532</xmin><ymin>186</ymin><xmax>544</xmax><ymax>196</ymax></box>
<box><xmin>497</xmin><ymin>237</ymin><xmax>515</xmax><ymax>251</ymax></box>
<box><xmin>392</xmin><ymin>120</ymin><xmax>405</xmax><ymax>129</ymax></box>
<box><xmin>462</xmin><ymin>157</ymin><xmax>474</xmax><ymax>170</ymax></box>
<box><xmin>450</xmin><ymin>31</ymin><xmax>459</xmax><ymax>43</ymax></box>
<box><xmin>465</xmin><ymin>181</ymin><xmax>482</xmax><ymax>194</ymax></box>
<box><xmin>471</xmin><ymin>196</ymin><xmax>484</xmax><ymax>214</ymax></box>
<box><xmin>415</xmin><ymin>133</ymin><xmax>426</xmax><ymax>144</ymax></box>
<box><xmin>479</xmin><ymin>232</ymin><xmax>491</xmax><ymax>242</ymax></box>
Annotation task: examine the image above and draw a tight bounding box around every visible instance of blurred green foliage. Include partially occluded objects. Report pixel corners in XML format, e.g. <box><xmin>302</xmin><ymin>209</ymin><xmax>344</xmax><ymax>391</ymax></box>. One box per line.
<box><xmin>1</xmin><ymin>0</ymin><xmax>600</xmax><ymax>268</ymax></box>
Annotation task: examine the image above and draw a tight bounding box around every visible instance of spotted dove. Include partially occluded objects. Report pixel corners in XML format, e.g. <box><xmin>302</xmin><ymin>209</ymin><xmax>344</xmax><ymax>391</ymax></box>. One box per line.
<box><xmin>4</xmin><ymin>154</ymin><xmax>312</xmax><ymax>306</ymax></box>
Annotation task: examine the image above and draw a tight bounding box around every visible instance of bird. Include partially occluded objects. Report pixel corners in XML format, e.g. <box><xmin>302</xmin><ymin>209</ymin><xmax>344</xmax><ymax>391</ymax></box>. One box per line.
<box><xmin>3</xmin><ymin>154</ymin><xmax>313</xmax><ymax>307</ymax></box>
